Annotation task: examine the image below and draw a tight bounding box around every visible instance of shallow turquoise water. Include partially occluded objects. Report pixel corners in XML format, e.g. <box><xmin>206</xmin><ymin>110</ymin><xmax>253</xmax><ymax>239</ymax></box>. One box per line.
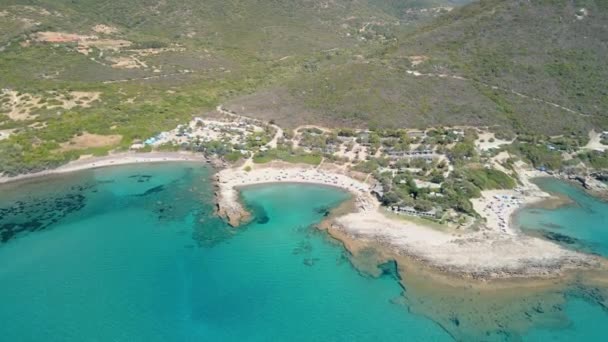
<box><xmin>516</xmin><ymin>178</ymin><xmax>608</xmax><ymax>256</ymax></box>
<box><xmin>2</xmin><ymin>165</ymin><xmax>608</xmax><ymax>341</ymax></box>
<box><xmin>514</xmin><ymin>178</ymin><xmax>608</xmax><ymax>341</ymax></box>
<box><xmin>0</xmin><ymin>163</ymin><xmax>451</xmax><ymax>341</ymax></box>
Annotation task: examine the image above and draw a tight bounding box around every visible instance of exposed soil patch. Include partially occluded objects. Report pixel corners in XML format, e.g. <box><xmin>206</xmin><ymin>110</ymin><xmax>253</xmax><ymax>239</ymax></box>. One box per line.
<box><xmin>0</xmin><ymin>129</ymin><xmax>14</xmax><ymax>141</ymax></box>
<box><xmin>108</xmin><ymin>56</ymin><xmax>147</xmax><ymax>69</ymax></box>
<box><xmin>584</xmin><ymin>130</ymin><xmax>607</xmax><ymax>152</ymax></box>
<box><xmin>33</xmin><ymin>31</ymin><xmax>132</xmax><ymax>55</ymax></box>
<box><xmin>92</xmin><ymin>24</ymin><xmax>118</xmax><ymax>34</ymax></box>
<box><xmin>33</xmin><ymin>31</ymin><xmax>96</xmax><ymax>43</ymax></box>
<box><xmin>408</xmin><ymin>55</ymin><xmax>429</xmax><ymax>66</ymax></box>
<box><xmin>475</xmin><ymin>132</ymin><xmax>514</xmax><ymax>151</ymax></box>
<box><xmin>60</xmin><ymin>132</ymin><xmax>122</xmax><ymax>151</ymax></box>
<box><xmin>0</xmin><ymin>90</ymin><xmax>101</xmax><ymax>121</ymax></box>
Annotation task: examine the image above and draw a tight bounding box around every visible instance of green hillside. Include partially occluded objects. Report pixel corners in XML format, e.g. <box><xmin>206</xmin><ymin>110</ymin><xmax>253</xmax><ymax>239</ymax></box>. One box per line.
<box><xmin>231</xmin><ymin>0</ymin><xmax>607</xmax><ymax>135</ymax></box>
<box><xmin>1</xmin><ymin>0</ymin><xmax>606</xmax><ymax>175</ymax></box>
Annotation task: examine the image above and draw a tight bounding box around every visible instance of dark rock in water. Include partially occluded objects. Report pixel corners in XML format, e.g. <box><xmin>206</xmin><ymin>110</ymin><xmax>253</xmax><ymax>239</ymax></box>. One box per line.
<box><xmin>248</xmin><ymin>203</ymin><xmax>269</xmax><ymax>224</ymax></box>
<box><xmin>532</xmin><ymin>304</ymin><xmax>544</xmax><ymax>314</ymax></box>
<box><xmin>378</xmin><ymin>260</ymin><xmax>401</xmax><ymax>280</ymax></box>
<box><xmin>136</xmin><ymin>185</ymin><xmax>165</xmax><ymax>197</ymax></box>
<box><xmin>314</xmin><ymin>206</ymin><xmax>331</xmax><ymax>216</ymax></box>
<box><xmin>129</xmin><ymin>174</ymin><xmax>153</xmax><ymax>183</ymax></box>
<box><xmin>129</xmin><ymin>174</ymin><xmax>152</xmax><ymax>179</ymax></box>
<box><xmin>303</xmin><ymin>258</ymin><xmax>320</xmax><ymax>267</ymax></box>
<box><xmin>0</xmin><ymin>191</ymin><xmax>87</xmax><ymax>244</ymax></box>
<box><xmin>542</xmin><ymin>231</ymin><xmax>578</xmax><ymax>245</ymax></box>
<box><xmin>449</xmin><ymin>315</ymin><xmax>460</xmax><ymax>327</ymax></box>
<box><xmin>292</xmin><ymin>240</ymin><xmax>313</xmax><ymax>255</ymax></box>
<box><xmin>540</xmin><ymin>222</ymin><xmax>564</xmax><ymax>229</ymax></box>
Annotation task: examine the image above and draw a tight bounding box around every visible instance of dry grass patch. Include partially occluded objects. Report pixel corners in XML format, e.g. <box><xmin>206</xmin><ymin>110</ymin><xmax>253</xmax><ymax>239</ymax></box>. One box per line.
<box><xmin>408</xmin><ymin>55</ymin><xmax>429</xmax><ymax>66</ymax></box>
<box><xmin>92</xmin><ymin>24</ymin><xmax>118</xmax><ymax>34</ymax></box>
<box><xmin>32</xmin><ymin>31</ymin><xmax>131</xmax><ymax>55</ymax></box>
<box><xmin>60</xmin><ymin>132</ymin><xmax>122</xmax><ymax>151</ymax></box>
<box><xmin>33</xmin><ymin>31</ymin><xmax>95</xmax><ymax>43</ymax></box>
<box><xmin>108</xmin><ymin>56</ymin><xmax>147</xmax><ymax>69</ymax></box>
<box><xmin>0</xmin><ymin>90</ymin><xmax>102</xmax><ymax>121</ymax></box>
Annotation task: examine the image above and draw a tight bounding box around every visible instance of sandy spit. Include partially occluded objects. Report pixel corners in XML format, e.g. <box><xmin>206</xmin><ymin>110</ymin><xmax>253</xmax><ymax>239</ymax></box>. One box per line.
<box><xmin>216</xmin><ymin>162</ymin><xmax>600</xmax><ymax>279</ymax></box>
<box><xmin>0</xmin><ymin>152</ymin><xmax>209</xmax><ymax>185</ymax></box>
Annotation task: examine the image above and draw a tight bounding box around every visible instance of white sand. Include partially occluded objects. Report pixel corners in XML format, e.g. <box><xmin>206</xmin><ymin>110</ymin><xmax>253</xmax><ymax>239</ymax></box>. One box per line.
<box><xmin>0</xmin><ymin>152</ymin><xmax>207</xmax><ymax>184</ymax></box>
<box><xmin>471</xmin><ymin>188</ymin><xmax>548</xmax><ymax>236</ymax></box>
<box><xmin>584</xmin><ymin>130</ymin><xmax>607</xmax><ymax>152</ymax></box>
<box><xmin>216</xmin><ymin>162</ymin><xmax>597</xmax><ymax>278</ymax></box>
<box><xmin>215</xmin><ymin>163</ymin><xmax>377</xmax><ymax>225</ymax></box>
<box><xmin>475</xmin><ymin>132</ymin><xmax>514</xmax><ymax>151</ymax></box>
<box><xmin>334</xmin><ymin>210</ymin><xmax>591</xmax><ymax>278</ymax></box>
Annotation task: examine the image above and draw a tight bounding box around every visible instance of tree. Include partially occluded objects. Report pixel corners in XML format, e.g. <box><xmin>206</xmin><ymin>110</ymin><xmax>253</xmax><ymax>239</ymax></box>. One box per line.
<box><xmin>382</xmin><ymin>192</ymin><xmax>400</xmax><ymax>206</ymax></box>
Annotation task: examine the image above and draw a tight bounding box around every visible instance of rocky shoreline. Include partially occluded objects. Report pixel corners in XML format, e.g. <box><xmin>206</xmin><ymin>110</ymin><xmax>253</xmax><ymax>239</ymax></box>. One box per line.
<box><xmin>561</xmin><ymin>172</ymin><xmax>608</xmax><ymax>201</ymax></box>
<box><xmin>213</xmin><ymin>181</ymin><xmax>252</xmax><ymax>227</ymax></box>
<box><xmin>213</xmin><ymin>162</ymin><xmax>375</xmax><ymax>227</ymax></box>
<box><xmin>214</xmin><ymin>162</ymin><xmax>604</xmax><ymax>281</ymax></box>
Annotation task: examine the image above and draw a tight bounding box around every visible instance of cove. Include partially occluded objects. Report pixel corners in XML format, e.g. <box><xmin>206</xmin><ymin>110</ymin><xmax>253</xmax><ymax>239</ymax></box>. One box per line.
<box><xmin>516</xmin><ymin>177</ymin><xmax>608</xmax><ymax>257</ymax></box>
<box><xmin>0</xmin><ymin>163</ymin><xmax>451</xmax><ymax>341</ymax></box>
<box><xmin>2</xmin><ymin>164</ymin><xmax>608</xmax><ymax>341</ymax></box>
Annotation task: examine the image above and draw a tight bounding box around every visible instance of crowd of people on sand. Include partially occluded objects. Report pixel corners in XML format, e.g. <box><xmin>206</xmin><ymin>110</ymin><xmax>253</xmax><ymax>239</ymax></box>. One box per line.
<box><xmin>222</xmin><ymin>167</ymin><xmax>377</xmax><ymax>212</ymax></box>
<box><xmin>481</xmin><ymin>189</ymin><xmax>525</xmax><ymax>235</ymax></box>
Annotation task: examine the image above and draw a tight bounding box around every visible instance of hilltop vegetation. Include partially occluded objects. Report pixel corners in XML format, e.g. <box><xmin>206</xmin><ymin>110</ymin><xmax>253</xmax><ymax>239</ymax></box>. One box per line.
<box><xmin>231</xmin><ymin>0</ymin><xmax>607</xmax><ymax>136</ymax></box>
<box><xmin>1</xmin><ymin>0</ymin><xmax>607</xmax><ymax>175</ymax></box>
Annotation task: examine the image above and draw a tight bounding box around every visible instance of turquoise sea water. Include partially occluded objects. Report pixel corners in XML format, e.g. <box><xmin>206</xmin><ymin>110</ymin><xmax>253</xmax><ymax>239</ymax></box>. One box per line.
<box><xmin>516</xmin><ymin>178</ymin><xmax>608</xmax><ymax>257</ymax></box>
<box><xmin>0</xmin><ymin>163</ymin><xmax>451</xmax><ymax>341</ymax></box>
<box><xmin>2</xmin><ymin>165</ymin><xmax>608</xmax><ymax>341</ymax></box>
<box><xmin>515</xmin><ymin>178</ymin><xmax>608</xmax><ymax>341</ymax></box>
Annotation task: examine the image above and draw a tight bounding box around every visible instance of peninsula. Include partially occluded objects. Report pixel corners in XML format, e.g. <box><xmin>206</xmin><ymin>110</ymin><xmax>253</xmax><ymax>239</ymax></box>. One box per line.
<box><xmin>2</xmin><ymin>105</ymin><xmax>607</xmax><ymax>280</ymax></box>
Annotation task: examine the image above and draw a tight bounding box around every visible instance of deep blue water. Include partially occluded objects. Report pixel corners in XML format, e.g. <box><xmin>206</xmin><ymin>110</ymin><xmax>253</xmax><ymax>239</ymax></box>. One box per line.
<box><xmin>1</xmin><ymin>165</ymin><xmax>608</xmax><ymax>341</ymax></box>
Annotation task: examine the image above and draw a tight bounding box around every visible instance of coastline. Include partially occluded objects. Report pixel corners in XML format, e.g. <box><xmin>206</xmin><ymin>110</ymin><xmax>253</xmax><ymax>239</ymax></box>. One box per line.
<box><xmin>214</xmin><ymin>161</ymin><xmax>376</xmax><ymax>227</ymax></box>
<box><xmin>215</xmin><ymin>162</ymin><xmax>602</xmax><ymax>280</ymax></box>
<box><xmin>2</xmin><ymin>154</ymin><xmax>604</xmax><ymax>281</ymax></box>
<box><xmin>3</xmin><ymin>153</ymin><xmax>608</xmax><ymax>339</ymax></box>
<box><xmin>0</xmin><ymin>151</ymin><xmax>212</xmax><ymax>185</ymax></box>
<box><xmin>319</xmin><ymin>197</ymin><xmax>608</xmax><ymax>341</ymax></box>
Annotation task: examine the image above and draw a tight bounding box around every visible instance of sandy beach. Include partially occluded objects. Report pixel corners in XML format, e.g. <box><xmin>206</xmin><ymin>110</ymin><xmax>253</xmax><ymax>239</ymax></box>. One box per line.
<box><xmin>1</xmin><ymin>153</ymin><xmax>600</xmax><ymax>279</ymax></box>
<box><xmin>214</xmin><ymin>162</ymin><xmax>377</xmax><ymax>226</ymax></box>
<box><xmin>215</xmin><ymin>162</ymin><xmax>599</xmax><ymax>279</ymax></box>
<box><xmin>0</xmin><ymin>152</ymin><xmax>209</xmax><ymax>185</ymax></box>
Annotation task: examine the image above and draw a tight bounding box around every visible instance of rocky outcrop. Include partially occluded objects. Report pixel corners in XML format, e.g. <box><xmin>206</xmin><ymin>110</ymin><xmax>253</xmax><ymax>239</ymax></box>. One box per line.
<box><xmin>213</xmin><ymin>173</ymin><xmax>252</xmax><ymax>227</ymax></box>
<box><xmin>215</xmin><ymin>191</ymin><xmax>251</xmax><ymax>227</ymax></box>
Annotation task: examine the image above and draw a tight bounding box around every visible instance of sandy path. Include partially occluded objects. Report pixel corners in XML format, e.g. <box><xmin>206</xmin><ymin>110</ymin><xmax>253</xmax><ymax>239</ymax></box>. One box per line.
<box><xmin>584</xmin><ymin>130</ymin><xmax>607</xmax><ymax>151</ymax></box>
<box><xmin>405</xmin><ymin>70</ymin><xmax>590</xmax><ymax>117</ymax></box>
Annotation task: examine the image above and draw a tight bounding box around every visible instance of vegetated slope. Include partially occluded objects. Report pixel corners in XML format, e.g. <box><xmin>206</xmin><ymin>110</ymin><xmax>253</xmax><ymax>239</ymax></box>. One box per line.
<box><xmin>368</xmin><ymin>0</ymin><xmax>473</xmax><ymax>19</ymax></box>
<box><xmin>8</xmin><ymin>0</ymin><xmax>395</xmax><ymax>57</ymax></box>
<box><xmin>0</xmin><ymin>0</ymin><xmax>406</xmax><ymax>175</ymax></box>
<box><xmin>232</xmin><ymin>0</ymin><xmax>607</xmax><ymax>135</ymax></box>
<box><xmin>405</xmin><ymin>0</ymin><xmax>608</xmax><ymax>133</ymax></box>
